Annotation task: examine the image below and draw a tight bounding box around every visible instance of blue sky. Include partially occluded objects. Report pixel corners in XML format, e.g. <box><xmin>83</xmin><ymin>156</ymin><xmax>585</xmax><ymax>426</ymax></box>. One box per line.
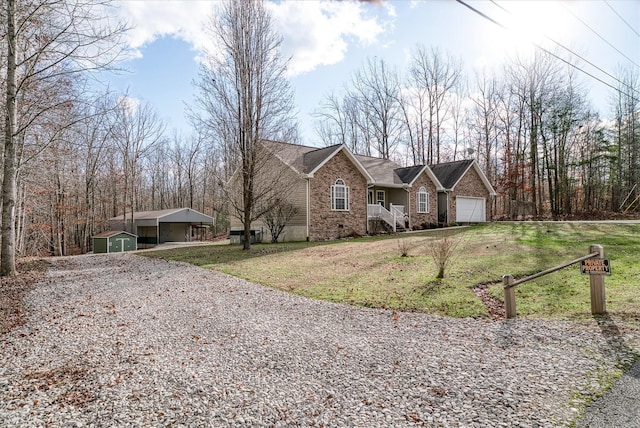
<box><xmin>108</xmin><ymin>0</ymin><xmax>639</xmax><ymax>145</ymax></box>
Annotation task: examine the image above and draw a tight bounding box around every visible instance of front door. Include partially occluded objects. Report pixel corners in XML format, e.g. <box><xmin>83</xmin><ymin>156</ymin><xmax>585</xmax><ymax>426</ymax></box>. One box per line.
<box><xmin>438</xmin><ymin>192</ymin><xmax>448</xmax><ymax>223</ymax></box>
<box><xmin>376</xmin><ymin>190</ymin><xmax>386</xmax><ymax>207</ymax></box>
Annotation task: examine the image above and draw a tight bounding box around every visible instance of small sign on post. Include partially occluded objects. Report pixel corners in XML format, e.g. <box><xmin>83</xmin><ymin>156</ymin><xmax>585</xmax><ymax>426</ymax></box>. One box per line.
<box><xmin>588</xmin><ymin>245</ymin><xmax>606</xmax><ymax>315</ymax></box>
<box><xmin>502</xmin><ymin>244</ymin><xmax>607</xmax><ymax>319</ymax></box>
<box><xmin>580</xmin><ymin>258</ymin><xmax>611</xmax><ymax>275</ymax></box>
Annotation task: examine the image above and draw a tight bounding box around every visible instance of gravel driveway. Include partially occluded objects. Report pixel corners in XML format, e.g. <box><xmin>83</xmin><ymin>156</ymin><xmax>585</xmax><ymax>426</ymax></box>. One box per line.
<box><xmin>1</xmin><ymin>254</ymin><xmax>638</xmax><ymax>427</ymax></box>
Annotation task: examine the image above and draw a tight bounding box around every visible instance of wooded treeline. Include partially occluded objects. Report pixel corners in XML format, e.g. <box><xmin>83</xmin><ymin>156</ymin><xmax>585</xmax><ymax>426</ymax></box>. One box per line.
<box><xmin>1</xmin><ymin>0</ymin><xmax>639</xmax><ymax>264</ymax></box>
<box><xmin>0</xmin><ymin>0</ymin><xmax>234</xmax><ymax>268</ymax></box>
<box><xmin>314</xmin><ymin>47</ymin><xmax>640</xmax><ymax>221</ymax></box>
<box><xmin>10</xmin><ymin>90</ymin><xmax>225</xmax><ymax>257</ymax></box>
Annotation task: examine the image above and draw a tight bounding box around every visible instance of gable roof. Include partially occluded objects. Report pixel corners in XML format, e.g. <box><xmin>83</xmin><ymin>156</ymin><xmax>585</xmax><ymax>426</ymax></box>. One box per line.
<box><xmin>356</xmin><ymin>157</ymin><xmax>445</xmax><ymax>190</ymax></box>
<box><xmin>430</xmin><ymin>159</ymin><xmax>496</xmax><ymax>195</ymax></box>
<box><xmin>304</xmin><ymin>145</ymin><xmax>343</xmax><ymax>173</ymax></box>
<box><xmin>395</xmin><ymin>165</ymin><xmax>444</xmax><ymax>190</ymax></box>
<box><xmin>394</xmin><ymin>165</ymin><xmax>424</xmax><ymax>184</ymax></box>
<box><xmin>355</xmin><ymin>155</ymin><xmax>404</xmax><ymax>186</ymax></box>
<box><xmin>109</xmin><ymin>208</ymin><xmax>214</xmax><ymax>224</ymax></box>
<box><xmin>93</xmin><ymin>230</ymin><xmax>137</xmax><ymax>238</ymax></box>
<box><xmin>262</xmin><ymin>140</ymin><xmax>374</xmax><ymax>182</ymax></box>
<box><xmin>430</xmin><ymin>159</ymin><xmax>474</xmax><ymax>189</ymax></box>
<box><xmin>261</xmin><ymin>140</ymin><xmax>319</xmax><ymax>174</ymax></box>
<box><xmin>259</xmin><ymin>141</ymin><xmax>493</xmax><ymax>193</ymax></box>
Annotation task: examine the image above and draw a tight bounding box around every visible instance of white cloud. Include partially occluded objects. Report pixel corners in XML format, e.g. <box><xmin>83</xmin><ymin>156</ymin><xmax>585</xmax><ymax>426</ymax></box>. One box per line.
<box><xmin>117</xmin><ymin>95</ymin><xmax>141</xmax><ymax>114</ymax></box>
<box><xmin>114</xmin><ymin>0</ymin><xmax>390</xmax><ymax>76</ymax></box>
<box><xmin>114</xmin><ymin>0</ymin><xmax>216</xmax><ymax>57</ymax></box>
<box><xmin>268</xmin><ymin>1</ymin><xmax>390</xmax><ymax>76</ymax></box>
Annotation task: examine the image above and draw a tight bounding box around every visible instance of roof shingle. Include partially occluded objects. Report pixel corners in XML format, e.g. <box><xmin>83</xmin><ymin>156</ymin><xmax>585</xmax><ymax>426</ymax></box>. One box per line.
<box><xmin>429</xmin><ymin>159</ymin><xmax>474</xmax><ymax>189</ymax></box>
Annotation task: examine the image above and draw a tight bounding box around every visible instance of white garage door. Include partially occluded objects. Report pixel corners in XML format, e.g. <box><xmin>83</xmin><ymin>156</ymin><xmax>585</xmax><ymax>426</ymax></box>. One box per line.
<box><xmin>456</xmin><ymin>197</ymin><xmax>486</xmax><ymax>222</ymax></box>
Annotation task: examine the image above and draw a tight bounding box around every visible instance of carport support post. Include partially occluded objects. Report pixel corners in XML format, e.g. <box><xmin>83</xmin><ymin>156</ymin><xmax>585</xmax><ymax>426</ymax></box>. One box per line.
<box><xmin>589</xmin><ymin>244</ymin><xmax>606</xmax><ymax>315</ymax></box>
<box><xmin>503</xmin><ymin>274</ymin><xmax>516</xmax><ymax>319</ymax></box>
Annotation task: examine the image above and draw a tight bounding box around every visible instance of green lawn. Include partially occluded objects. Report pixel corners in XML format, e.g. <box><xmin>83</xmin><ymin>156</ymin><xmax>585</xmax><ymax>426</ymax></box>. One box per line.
<box><xmin>143</xmin><ymin>222</ymin><xmax>640</xmax><ymax>320</ymax></box>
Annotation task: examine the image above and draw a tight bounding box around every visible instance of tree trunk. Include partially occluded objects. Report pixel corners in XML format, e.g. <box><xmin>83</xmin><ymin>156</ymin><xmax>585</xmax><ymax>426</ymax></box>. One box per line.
<box><xmin>2</xmin><ymin>0</ymin><xmax>18</xmax><ymax>276</ymax></box>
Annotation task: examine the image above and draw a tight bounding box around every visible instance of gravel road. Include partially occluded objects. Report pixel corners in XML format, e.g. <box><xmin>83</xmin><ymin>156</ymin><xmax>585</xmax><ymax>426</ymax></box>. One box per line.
<box><xmin>576</xmin><ymin>358</ymin><xmax>640</xmax><ymax>428</ymax></box>
<box><xmin>0</xmin><ymin>253</ymin><xmax>638</xmax><ymax>427</ymax></box>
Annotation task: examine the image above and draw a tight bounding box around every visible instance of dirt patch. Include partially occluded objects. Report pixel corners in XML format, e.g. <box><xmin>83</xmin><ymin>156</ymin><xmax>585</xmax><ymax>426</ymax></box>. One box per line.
<box><xmin>0</xmin><ymin>259</ymin><xmax>50</xmax><ymax>334</ymax></box>
<box><xmin>473</xmin><ymin>282</ymin><xmax>505</xmax><ymax>320</ymax></box>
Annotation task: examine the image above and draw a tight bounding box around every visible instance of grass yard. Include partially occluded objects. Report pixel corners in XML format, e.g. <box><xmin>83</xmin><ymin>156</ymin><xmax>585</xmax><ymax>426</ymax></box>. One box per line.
<box><xmin>143</xmin><ymin>222</ymin><xmax>640</xmax><ymax>320</ymax></box>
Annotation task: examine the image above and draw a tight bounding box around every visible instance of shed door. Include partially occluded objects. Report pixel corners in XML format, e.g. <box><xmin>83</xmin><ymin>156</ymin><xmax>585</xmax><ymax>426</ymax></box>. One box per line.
<box><xmin>112</xmin><ymin>237</ymin><xmax>123</xmax><ymax>252</ymax></box>
<box><xmin>456</xmin><ymin>197</ymin><xmax>486</xmax><ymax>222</ymax></box>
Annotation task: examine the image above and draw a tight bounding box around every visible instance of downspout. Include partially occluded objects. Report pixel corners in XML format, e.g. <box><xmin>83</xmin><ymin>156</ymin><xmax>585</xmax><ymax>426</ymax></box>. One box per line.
<box><xmin>404</xmin><ymin>185</ymin><xmax>410</xmax><ymax>228</ymax></box>
<box><xmin>446</xmin><ymin>191</ymin><xmax>451</xmax><ymax>224</ymax></box>
<box><xmin>306</xmin><ymin>178</ymin><xmax>310</xmax><ymax>241</ymax></box>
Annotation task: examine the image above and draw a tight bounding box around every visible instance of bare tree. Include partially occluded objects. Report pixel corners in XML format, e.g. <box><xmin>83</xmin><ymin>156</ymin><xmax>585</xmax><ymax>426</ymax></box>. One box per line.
<box><xmin>183</xmin><ymin>135</ymin><xmax>203</xmax><ymax>210</ymax></box>
<box><xmin>449</xmin><ymin>82</ymin><xmax>469</xmax><ymax>161</ymax></box>
<box><xmin>503</xmin><ymin>51</ymin><xmax>563</xmax><ymax>217</ymax></box>
<box><xmin>349</xmin><ymin>57</ymin><xmax>403</xmax><ymax>159</ymax></box>
<box><xmin>193</xmin><ymin>0</ymin><xmax>298</xmax><ymax>250</ymax></box>
<box><xmin>263</xmin><ymin>198</ymin><xmax>298</xmax><ymax>243</ymax></box>
<box><xmin>1</xmin><ymin>0</ymin><xmax>126</xmax><ymax>275</ymax></box>
<box><xmin>3</xmin><ymin>0</ymin><xmax>19</xmax><ymax>274</ymax></box>
<box><xmin>111</xmin><ymin>99</ymin><xmax>165</xmax><ymax>233</ymax></box>
<box><xmin>427</xmin><ymin>231</ymin><xmax>464</xmax><ymax>279</ymax></box>
<box><xmin>409</xmin><ymin>45</ymin><xmax>463</xmax><ymax>164</ymax></box>
<box><xmin>76</xmin><ymin>93</ymin><xmax>119</xmax><ymax>253</ymax></box>
<box><xmin>468</xmin><ymin>69</ymin><xmax>501</xmax><ymax>184</ymax></box>
<box><xmin>610</xmin><ymin>67</ymin><xmax>640</xmax><ymax>212</ymax></box>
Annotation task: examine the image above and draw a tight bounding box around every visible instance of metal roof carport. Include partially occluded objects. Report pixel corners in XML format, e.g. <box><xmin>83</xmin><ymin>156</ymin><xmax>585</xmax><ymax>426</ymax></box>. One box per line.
<box><xmin>109</xmin><ymin>208</ymin><xmax>214</xmax><ymax>248</ymax></box>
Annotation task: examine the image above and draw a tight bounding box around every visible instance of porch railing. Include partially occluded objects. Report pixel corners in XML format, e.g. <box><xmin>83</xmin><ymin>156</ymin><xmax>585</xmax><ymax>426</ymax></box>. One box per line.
<box><xmin>368</xmin><ymin>204</ymin><xmax>405</xmax><ymax>232</ymax></box>
<box><xmin>391</xmin><ymin>205</ymin><xmax>405</xmax><ymax>225</ymax></box>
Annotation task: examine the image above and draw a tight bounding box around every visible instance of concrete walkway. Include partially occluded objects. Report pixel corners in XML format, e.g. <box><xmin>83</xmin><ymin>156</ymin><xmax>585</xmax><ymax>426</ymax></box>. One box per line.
<box><xmin>576</xmin><ymin>358</ymin><xmax>640</xmax><ymax>427</ymax></box>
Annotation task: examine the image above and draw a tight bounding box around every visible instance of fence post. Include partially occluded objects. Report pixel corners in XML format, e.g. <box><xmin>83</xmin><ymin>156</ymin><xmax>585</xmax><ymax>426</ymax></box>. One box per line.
<box><xmin>503</xmin><ymin>274</ymin><xmax>516</xmax><ymax>319</ymax></box>
<box><xmin>589</xmin><ymin>244</ymin><xmax>606</xmax><ymax>315</ymax></box>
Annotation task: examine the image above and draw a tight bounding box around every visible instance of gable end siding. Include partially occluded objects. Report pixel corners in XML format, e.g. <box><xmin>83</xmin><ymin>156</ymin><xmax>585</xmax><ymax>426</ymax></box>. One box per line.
<box><xmin>228</xmin><ymin>152</ymin><xmax>308</xmax><ymax>242</ymax></box>
<box><xmin>309</xmin><ymin>151</ymin><xmax>367</xmax><ymax>240</ymax></box>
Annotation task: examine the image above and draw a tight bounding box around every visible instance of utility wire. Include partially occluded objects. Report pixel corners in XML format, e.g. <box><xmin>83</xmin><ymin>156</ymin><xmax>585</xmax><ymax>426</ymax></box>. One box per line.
<box><xmin>456</xmin><ymin>0</ymin><xmax>639</xmax><ymax>99</ymax></box>
<box><xmin>562</xmin><ymin>2</ymin><xmax>640</xmax><ymax>70</ymax></box>
<box><xmin>605</xmin><ymin>0</ymin><xmax>640</xmax><ymax>38</ymax></box>
<box><xmin>493</xmin><ymin>0</ymin><xmax>637</xmax><ymax>95</ymax></box>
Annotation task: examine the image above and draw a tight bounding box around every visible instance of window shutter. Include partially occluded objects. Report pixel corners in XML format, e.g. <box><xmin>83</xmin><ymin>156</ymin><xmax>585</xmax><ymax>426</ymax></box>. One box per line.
<box><xmin>331</xmin><ymin>185</ymin><xmax>335</xmax><ymax>210</ymax></box>
<box><xmin>345</xmin><ymin>186</ymin><xmax>349</xmax><ymax>210</ymax></box>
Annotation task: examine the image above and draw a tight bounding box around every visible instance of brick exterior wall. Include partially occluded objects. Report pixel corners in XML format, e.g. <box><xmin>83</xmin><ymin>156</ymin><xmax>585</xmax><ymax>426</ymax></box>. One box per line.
<box><xmin>309</xmin><ymin>150</ymin><xmax>368</xmax><ymax>240</ymax></box>
<box><xmin>408</xmin><ymin>171</ymin><xmax>438</xmax><ymax>229</ymax></box>
<box><xmin>449</xmin><ymin>165</ymin><xmax>493</xmax><ymax>222</ymax></box>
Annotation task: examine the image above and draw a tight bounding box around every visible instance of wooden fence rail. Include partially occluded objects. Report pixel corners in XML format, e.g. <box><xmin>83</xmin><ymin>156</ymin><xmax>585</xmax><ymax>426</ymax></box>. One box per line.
<box><xmin>503</xmin><ymin>244</ymin><xmax>606</xmax><ymax>318</ymax></box>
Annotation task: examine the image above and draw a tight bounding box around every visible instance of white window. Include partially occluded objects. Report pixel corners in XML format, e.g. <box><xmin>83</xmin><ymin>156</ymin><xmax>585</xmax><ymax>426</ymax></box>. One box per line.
<box><xmin>376</xmin><ymin>190</ymin><xmax>385</xmax><ymax>206</ymax></box>
<box><xmin>331</xmin><ymin>179</ymin><xmax>349</xmax><ymax>211</ymax></box>
<box><xmin>417</xmin><ymin>186</ymin><xmax>429</xmax><ymax>213</ymax></box>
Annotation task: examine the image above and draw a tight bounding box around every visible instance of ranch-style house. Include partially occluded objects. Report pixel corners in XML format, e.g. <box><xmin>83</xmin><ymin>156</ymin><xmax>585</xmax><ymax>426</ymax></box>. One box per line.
<box><xmin>229</xmin><ymin>141</ymin><xmax>496</xmax><ymax>243</ymax></box>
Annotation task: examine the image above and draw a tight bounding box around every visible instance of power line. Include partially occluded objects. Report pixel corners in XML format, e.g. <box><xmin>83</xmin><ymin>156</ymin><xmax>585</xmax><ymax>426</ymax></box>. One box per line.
<box><xmin>456</xmin><ymin>0</ymin><xmax>639</xmax><ymax>100</ymax></box>
<box><xmin>493</xmin><ymin>1</ymin><xmax>637</xmax><ymax>94</ymax></box>
<box><xmin>562</xmin><ymin>2</ymin><xmax>640</xmax><ymax>70</ymax></box>
<box><xmin>605</xmin><ymin>0</ymin><xmax>640</xmax><ymax>38</ymax></box>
